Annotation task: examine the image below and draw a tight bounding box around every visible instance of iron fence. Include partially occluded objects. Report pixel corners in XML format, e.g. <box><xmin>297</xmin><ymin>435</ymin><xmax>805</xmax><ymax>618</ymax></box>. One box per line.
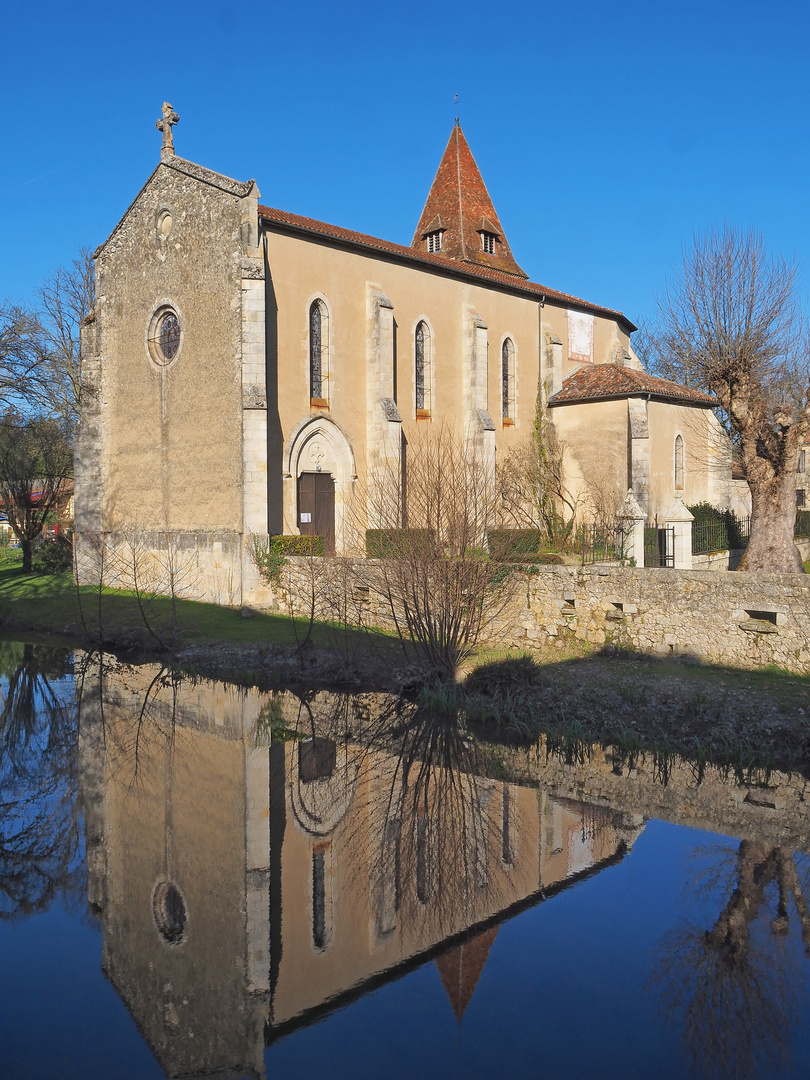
<box><xmin>577</xmin><ymin>523</ymin><xmax>633</xmax><ymax>565</ymax></box>
<box><xmin>692</xmin><ymin>513</ymin><xmax>750</xmax><ymax>555</ymax></box>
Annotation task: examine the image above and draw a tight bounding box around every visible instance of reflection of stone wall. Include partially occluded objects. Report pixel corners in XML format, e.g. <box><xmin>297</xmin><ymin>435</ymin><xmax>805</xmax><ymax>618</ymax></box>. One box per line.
<box><xmin>493</xmin><ymin>741</ymin><xmax>810</xmax><ymax>855</ymax></box>
<box><xmin>267</xmin><ymin>560</ymin><xmax>810</xmax><ymax>673</ymax></box>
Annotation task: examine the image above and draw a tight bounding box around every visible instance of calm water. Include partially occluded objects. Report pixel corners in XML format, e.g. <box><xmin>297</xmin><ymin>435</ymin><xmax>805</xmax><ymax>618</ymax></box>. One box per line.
<box><xmin>2</xmin><ymin>642</ymin><xmax>810</xmax><ymax>1080</ymax></box>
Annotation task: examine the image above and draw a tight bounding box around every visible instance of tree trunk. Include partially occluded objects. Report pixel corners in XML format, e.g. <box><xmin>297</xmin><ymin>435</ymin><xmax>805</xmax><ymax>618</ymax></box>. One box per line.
<box><xmin>21</xmin><ymin>538</ymin><xmax>32</xmax><ymax>573</ymax></box>
<box><xmin>738</xmin><ymin>467</ymin><xmax>804</xmax><ymax>573</ymax></box>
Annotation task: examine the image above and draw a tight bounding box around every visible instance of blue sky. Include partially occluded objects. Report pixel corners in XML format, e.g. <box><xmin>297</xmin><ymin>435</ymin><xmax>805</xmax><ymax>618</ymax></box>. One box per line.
<box><xmin>2</xmin><ymin>0</ymin><xmax>809</xmax><ymax>329</ymax></box>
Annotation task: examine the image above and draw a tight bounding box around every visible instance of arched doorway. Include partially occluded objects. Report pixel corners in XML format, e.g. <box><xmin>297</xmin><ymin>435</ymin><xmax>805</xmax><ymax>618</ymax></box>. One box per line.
<box><xmin>284</xmin><ymin>417</ymin><xmax>356</xmax><ymax>555</ymax></box>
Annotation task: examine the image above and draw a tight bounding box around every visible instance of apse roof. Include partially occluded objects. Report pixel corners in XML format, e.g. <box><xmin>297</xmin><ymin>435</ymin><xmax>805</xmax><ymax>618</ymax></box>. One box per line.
<box><xmin>549</xmin><ymin>364</ymin><xmax>717</xmax><ymax>406</ymax></box>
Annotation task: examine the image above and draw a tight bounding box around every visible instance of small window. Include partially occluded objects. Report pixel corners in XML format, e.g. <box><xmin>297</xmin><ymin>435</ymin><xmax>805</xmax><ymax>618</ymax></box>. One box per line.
<box><xmin>426</xmin><ymin>231</ymin><xmax>443</xmax><ymax>253</ymax></box>
<box><xmin>502</xmin><ymin>338</ymin><xmax>515</xmax><ymax>421</ymax></box>
<box><xmin>415</xmin><ymin>321</ymin><xmax>431</xmax><ymax>416</ymax></box>
<box><xmin>798</xmin><ymin>450</ymin><xmax>806</xmax><ymax>474</ymax></box>
<box><xmin>674</xmin><ymin>434</ymin><xmax>685</xmax><ymax>490</ymax></box>
<box><xmin>481</xmin><ymin>231</ymin><xmax>496</xmax><ymax>254</ymax></box>
<box><xmin>797</xmin><ymin>489</ymin><xmax>806</xmax><ymax>508</ymax></box>
<box><xmin>312</xmin><ymin>850</ymin><xmax>326</xmax><ymax>948</ymax></box>
<box><xmin>309</xmin><ymin>300</ymin><xmax>329</xmax><ymax>404</ymax></box>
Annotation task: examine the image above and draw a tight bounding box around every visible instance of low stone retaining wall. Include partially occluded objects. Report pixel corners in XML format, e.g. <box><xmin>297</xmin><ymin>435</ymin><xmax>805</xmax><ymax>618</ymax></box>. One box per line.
<box><xmin>501</xmin><ymin>565</ymin><xmax>810</xmax><ymax>672</ymax></box>
<box><xmin>263</xmin><ymin>558</ymin><xmax>810</xmax><ymax>673</ymax></box>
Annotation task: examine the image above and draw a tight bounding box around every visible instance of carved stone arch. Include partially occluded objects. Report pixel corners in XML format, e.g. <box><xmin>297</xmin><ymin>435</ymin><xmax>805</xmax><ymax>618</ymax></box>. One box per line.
<box><xmin>289</xmin><ymin>741</ymin><xmax>359</xmax><ymax>838</ymax></box>
<box><xmin>411</xmin><ymin>315</ymin><xmax>436</xmax><ymax>418</ymax></box>
<box><xmin>283</xmin><ymin>415</ymin><xmax>357</xmax><ymax>554</ymax></box>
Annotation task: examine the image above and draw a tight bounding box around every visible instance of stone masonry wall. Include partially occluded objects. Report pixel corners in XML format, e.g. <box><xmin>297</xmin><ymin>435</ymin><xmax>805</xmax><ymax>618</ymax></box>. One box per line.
<box><xmin>265</xmin><ymin>559</ymin><xmax>810</xmax><ymax>674</ymax></box>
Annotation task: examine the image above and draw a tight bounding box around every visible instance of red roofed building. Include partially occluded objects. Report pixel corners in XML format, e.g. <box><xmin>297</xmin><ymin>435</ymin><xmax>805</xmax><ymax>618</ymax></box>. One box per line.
<box><xmin>75</xmin><ymin>108</ymin><xmax>740</xmax><ymax>604</ymax></box>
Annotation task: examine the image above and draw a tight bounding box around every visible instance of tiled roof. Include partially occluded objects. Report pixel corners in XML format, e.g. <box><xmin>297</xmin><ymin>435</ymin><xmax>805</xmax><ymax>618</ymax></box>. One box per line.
<box><xmin>548</xmin><ymin>364</ymin><xmax>717</xmax><ymax>406</ymax></box>
<box><xmin>410</xmin><ymin>124</ymin><xmax>528</xmax><ymax>278</ymax></box>
<box><xmin>257</xmin><ymin>204</ymin><xmax>634</xmax><ymax>327</ymax></box>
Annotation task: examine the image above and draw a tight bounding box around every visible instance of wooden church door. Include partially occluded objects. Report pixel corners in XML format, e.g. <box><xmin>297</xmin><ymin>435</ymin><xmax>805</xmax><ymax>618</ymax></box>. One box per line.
<box><xmin>297</xmin><ymin>472</ymin><xmax>335</xmax><ymax>555</ymax></box>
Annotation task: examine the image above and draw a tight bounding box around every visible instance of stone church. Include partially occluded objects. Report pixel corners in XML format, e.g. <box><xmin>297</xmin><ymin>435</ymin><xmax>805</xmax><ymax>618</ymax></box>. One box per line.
<box><xmin>75</xmin><ymin>104</ymin><xmax>732</xmax><ymax>605</ymax></box>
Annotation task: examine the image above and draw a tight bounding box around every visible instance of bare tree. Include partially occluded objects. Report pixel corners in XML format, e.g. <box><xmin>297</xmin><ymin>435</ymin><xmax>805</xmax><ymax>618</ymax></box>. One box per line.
<box><xmin>29</xmin><ymin>248</ymin><xmax>95</xmax><ymax>436</ymax></box>
<box><xmin>364</xmin><ymin>424</ymin><xmax>519</xmax><ymax>681</ymax></box>
<box><xmin>0</xmin><ymin>412</ymin><xmax>73</xmax><ymax>572</ymax></box>
<box><xmin>650</xmin><ymin>226</ymin><xmax>809</xmax><ymax>571</ymax></box>
<box><xmin>0</xmin><ymin>303</ymin><xmax>43</xmax><ymax>408</ymax></box>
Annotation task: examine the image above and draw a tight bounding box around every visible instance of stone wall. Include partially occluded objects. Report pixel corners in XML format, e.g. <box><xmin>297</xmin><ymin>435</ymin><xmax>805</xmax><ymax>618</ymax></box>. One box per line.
<box><xmin>264</xmin><ymin>558</ymin><xmax>810</xmax><ymax>673</ymax></box>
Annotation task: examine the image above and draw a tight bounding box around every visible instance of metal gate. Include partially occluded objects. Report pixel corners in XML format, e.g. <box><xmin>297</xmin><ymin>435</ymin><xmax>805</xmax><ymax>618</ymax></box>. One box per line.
<box><xmin>643</xmin><ymin>525</ymin><xmax>675</xmax><ymax>568</ymax></box>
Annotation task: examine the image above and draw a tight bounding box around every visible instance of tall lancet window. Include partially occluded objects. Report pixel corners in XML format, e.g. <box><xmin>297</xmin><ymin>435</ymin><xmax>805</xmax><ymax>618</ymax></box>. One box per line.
<box><xmin>674</xmin><ymin>434</ymin><xmax>685</xmax><ymax>490</ymax></box>
<box><xmin>502</xmin><ymin>338</ymin><xmax>515</xmax><ymax>421</ymax></box>
<box><xmin>415</xmin><ymin>321</ymin><xmax>431</xmax><ymax>416</ymax></box>
<box><xmin>309</xmin><ymin>300</ymin><xmax>329</xmax><ymax>404</ymax></box>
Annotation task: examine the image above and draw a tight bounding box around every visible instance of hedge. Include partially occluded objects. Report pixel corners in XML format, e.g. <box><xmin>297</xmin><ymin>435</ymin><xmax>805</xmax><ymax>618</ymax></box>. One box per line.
<box><xmin>270</xmin><ymin>534</ymin><xmax>325</xmax><ymax>556</ymax></box>
<box><xmin>365</xmin><ymin>529</ymin><xmax>436</xmax><ymax>558</ymax></box>
<box><xmin>487</xmin><ymin>529</ymin><xmax>542</xmax><ymax>559</ymax></box>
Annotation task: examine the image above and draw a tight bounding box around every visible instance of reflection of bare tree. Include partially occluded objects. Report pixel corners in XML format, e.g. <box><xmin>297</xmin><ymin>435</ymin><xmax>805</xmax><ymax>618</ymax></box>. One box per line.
<box><xmin>0</xmin><ymin>642</ymin><xmax>83</xmax><ymax>920</ymax></box>
<box><xmin>651</xmin><ymin>840</ymin><xmax>810</xmax><ymax>1080</ymax></box>
<box><xmin>285</xmin><ymin>690</ymin><xmax>524</xmax><ymax>944</ymax></box>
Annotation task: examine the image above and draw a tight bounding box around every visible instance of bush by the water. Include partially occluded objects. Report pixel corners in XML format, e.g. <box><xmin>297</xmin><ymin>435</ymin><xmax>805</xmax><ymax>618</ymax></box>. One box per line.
<box><xmin>31</xmin><ymin>534</ymin><xmax>73</xmax><ymax>575</ymax></box>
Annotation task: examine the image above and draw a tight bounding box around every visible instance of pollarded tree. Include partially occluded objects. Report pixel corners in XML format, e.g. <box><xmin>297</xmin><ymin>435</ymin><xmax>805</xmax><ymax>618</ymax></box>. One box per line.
<box><xmin>650</xmin><ymin>226</ymin><xmax>809</xmax><ymax>572</ymax></box>
<box><xmin>0</xmin><ymin>413</ymin><xmax>73</xmax><ymax>572</ymax></box>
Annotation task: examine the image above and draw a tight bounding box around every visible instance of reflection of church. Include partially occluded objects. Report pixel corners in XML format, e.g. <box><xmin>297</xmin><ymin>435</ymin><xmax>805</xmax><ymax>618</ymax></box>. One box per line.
<box><xmin>78</xmin><ymin>660</ymin><xmax>643</xmax><ymax>1078</ymax></box>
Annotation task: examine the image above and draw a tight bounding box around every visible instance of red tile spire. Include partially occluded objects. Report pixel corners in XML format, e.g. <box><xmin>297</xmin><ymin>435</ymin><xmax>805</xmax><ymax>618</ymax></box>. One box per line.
<box><xmin>435</xmin><ymin>926</ymin><xmax>499</xmax><ymax>1021</ymax></box>
<box><xmin>411</xmin><ymin>124</ymin><xmax>528</xmax><ymax>279</ymax></box>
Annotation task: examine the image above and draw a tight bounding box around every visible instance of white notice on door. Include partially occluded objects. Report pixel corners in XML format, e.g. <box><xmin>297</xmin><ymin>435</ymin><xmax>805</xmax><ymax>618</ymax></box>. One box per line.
<box><xmin>300</xmin><ymin>513</ymin><xmax>312</xmax><ymax>523</ymax></box>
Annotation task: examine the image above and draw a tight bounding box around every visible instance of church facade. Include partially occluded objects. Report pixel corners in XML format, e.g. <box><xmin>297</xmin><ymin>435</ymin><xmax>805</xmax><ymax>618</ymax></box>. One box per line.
<box><xmin>75</xmin><ymin>106</ymin><xmax>733</xmax><ymax>606</ymax></box>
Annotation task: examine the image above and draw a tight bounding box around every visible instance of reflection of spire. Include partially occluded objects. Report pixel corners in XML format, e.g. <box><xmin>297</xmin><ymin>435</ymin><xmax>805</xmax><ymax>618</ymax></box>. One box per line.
<box><xmin>435</xmin><ymin>926</ymin><xmax>498</xmax><ymax>1021</ymax></box>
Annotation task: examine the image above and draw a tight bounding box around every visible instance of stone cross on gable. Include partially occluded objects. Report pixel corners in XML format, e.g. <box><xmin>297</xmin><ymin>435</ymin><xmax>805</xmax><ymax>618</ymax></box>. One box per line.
<box><xmin>156</xmin><ymin>102</ymin><xmax>179</xmax><ymax>159</ymax></box>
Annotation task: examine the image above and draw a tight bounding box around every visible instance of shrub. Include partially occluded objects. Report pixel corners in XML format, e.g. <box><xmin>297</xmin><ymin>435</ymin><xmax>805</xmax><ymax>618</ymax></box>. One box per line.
<box><xmin>252</xmin><ymin>534</ymin><xmax>325</xmax><ymax>585</ymax></box>
<box><xmin>31</xmin><ymin>533</ymin><xmax>73</xmax><ymax>575</ymax></box>
<box><xmin>270</xmin><ymin>534</ymin><xmax>325</xmax><ymax>556</ymax></box>
<box><xmin>365</xmin><ymin>529</ymin><xmax>435</xmax><ymax>558</ymax></box>
<box><xmin>487</xmin><ymin>529</ymin><xmax>542</xmax><ymax>560</ymax></box>
<box><xmin>687</xmin><ymin>502</ymin><xmax>749</xmax><ymax>551</ymax></box>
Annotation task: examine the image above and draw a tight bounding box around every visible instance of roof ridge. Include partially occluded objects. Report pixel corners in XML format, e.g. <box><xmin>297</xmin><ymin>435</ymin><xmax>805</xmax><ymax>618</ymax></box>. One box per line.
<box><xmin>257</xmin><ymin>202</ymin><xmax>634</xmax><ymax>327</ymax></box>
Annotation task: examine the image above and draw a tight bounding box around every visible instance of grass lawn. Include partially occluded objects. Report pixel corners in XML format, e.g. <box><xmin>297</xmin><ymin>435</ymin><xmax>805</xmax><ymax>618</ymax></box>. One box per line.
<box><xmin>0</xmin><ymin>560</ymin><xmax>397</xmax><ymax>654</ymax></box>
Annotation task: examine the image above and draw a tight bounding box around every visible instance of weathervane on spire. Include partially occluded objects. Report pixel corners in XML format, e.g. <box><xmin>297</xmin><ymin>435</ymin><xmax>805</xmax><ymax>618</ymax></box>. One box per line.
<box><xmin>156</xmin><ymin>102</ymin><xmax>179</xmax><ymax>161</ymax></box>
<box><xmin>454</xmin><ymin>93</ymin><xmax>460</xmax><ymax>125</ymax></box>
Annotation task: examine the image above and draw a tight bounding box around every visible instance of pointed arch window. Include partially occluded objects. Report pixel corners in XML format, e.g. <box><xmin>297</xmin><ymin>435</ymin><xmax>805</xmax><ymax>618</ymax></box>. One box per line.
<box><xmin>415</xmin><ymin>321</ymin><xmax>432</xmax><ymax>417</ymax></box>
<box><xmin>502</xmin><ymin>338</ymin><xmax>515</xmax><ymax>423</ymax></box>
<box><xmin>309</xmin><ymin>300</ymin><xmax>329</xmax><ymax>405</ymax></box>
<box><xmin>674</xmin><ymin>434</ymin><xmax>685</xmax><ymax>490</ymax></box>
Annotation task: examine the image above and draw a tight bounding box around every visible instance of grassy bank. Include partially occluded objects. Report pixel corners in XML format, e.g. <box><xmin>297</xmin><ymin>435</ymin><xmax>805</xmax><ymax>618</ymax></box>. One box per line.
<box><xmin>3</xmin><ymin>559</ymin><xmax>809</xmax><ymax>774</ymax></box>
<box><xmin>0</xmin><ymin>563</ymin><xmax>397</xmax><ymax>655</ymax></box>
